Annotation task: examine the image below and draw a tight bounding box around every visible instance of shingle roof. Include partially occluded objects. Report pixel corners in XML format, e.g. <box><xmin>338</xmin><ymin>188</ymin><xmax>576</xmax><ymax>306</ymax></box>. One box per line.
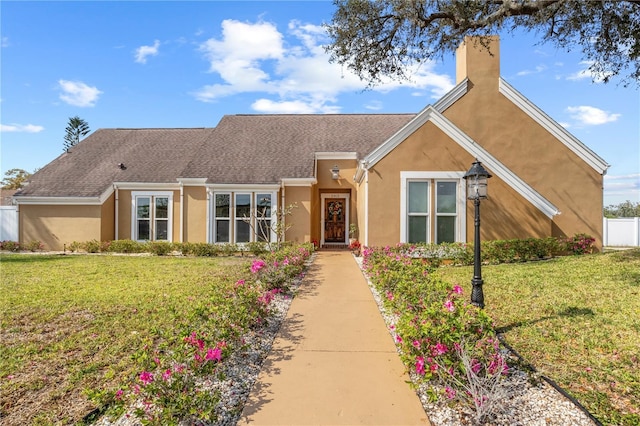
<box><xmin>180</xmin><ymin>114</ymin><xmax>414</xmax><ymax>183</ymax></box>
<box><xmin>16</xmin><ymin>114</ymin><xmax>415</xmax><ymax>198</ymax></box>
<box><xmin>17</xmin><ymin>128</ymin><xmax>214</xmax><ymax>197</ymax></box>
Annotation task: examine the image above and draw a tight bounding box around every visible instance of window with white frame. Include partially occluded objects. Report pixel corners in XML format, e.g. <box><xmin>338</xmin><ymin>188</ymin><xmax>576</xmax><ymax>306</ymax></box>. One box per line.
<box><xmin>401</xmin><ymin>172</ymin><xmax>465</xmax><ymax>244</ymax></box>
<box><xmin>132</xmin><ymin>192</ymin><xmax>172</xmax><ymax>241</ymax></box>
<box><xmin>211</xmin><ymin>190</ymin><xmax>276</xmax><ymax>244</ymax></box>
<box><xmin>214</xmin><ymin>193</ymin><xmax>231</xmax><ymax>243</ymax></box>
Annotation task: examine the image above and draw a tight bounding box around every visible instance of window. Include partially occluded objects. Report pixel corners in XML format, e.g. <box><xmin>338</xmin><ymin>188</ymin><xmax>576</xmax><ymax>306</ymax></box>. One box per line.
<box><xmin>401</xmin><ymin>172</ymin><xmax>465</xmax><ymax>244</ymax></box>
<box><xmin>132</xmin><ymin>192</ymin><xmax>172</xmax><ymax>241</ymax></box>
<box><xmin>214</xmin><ymin>193</ymin><xmax>230</xmax><ymax>243</ymax></box>
<box><xmin>407</xmin><ymin>181</ymin><xmax>429</xmax><ymax>243</ymax></box>
<box><xmin>211</xmin><ymin>190</ymin><xmax>276</xmax><ymax>244</ymax></box>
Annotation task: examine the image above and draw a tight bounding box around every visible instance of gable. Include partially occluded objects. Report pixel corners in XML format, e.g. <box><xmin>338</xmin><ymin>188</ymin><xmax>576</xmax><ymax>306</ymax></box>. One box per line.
<box><xmin>363</xmin><ymin>106</ymin><xmax>560</xmax><ymax>219</ymax></box>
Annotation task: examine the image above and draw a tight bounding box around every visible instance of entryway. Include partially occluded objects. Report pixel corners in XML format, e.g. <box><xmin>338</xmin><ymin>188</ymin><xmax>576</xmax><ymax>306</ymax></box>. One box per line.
<box><xmin>320</xmin><ymin>193</ymin><xmax>349</xmax><ymax>248</ymax></box>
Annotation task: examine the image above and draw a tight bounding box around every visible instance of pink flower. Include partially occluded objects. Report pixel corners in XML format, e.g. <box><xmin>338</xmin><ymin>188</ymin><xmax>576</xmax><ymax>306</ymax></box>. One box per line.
<box><xmin>430</xmin><ymin>363</ymin><xmax>438</xmax><ymax>372</ymax></box>
<box><xmin>432</xmin><ymin>342</ymin><xmax>448</xmax><ymax>356</ymax></box>
<box><xmin>386</xmin><ymin>291</ymin><xmax>394</xmax><ymax>301</ymax></box>
<box><xmin>471</xmin><ymin>359</ymin><xmax>482</xmax><ymax>374</ymax></box>
<box><xmin>444</xmin><ymin>386</ymin><xmax>456</xmax><ymax>399</ymax></box>
<box><xmin>250</xmin><ymin>259</ymin><xmax>266</xmax><ymax>273</ymax></box>
<box><xmin>444</xmin><ymin>300</ymin><xmax>455</xmax><ymax>312</ymax></box>
<box><xmin>115</xmin><ymin>389</ymin><xmax>124</xmax><ymax>400</ymax></box>
<box><xmin>139</xmin><ymin>371</ymin><xmax>154</xmax><ymax>385</ymax></box>
<box><xmin>162</xmin><ymin>369</ymin><xmax>172</xmax><ymax>381</ymax></box>
<box><xmin>395</xmin><ymin>335</ymin><xmax>403</xmax><ymax>344</ymax></box>
<box><xmin>452</xmin><ymin>285</ymin><xmax>463</xmax><ymax>294</ymax></box>
<box><xmin>415</xmin><ymin>356</ymin><xmax>426</xmax><ymax>376</ymax></box>
<box><xmin>412</xmin><ymin>340</ymin><xmax>421</xmax><ymax>349</ymax></box>
<box><xmin>283</xmin><ymin>257</ymin><xmax>290</xmax><ymax>266</ymax></box>
<box><xmin>205</xmin><ymin>347</ymin><xmax>222</xmax><ymax>362</ymax></box>
<box><xmin>235</xmin><ymin>279</ymin><xmax>246</xmax><ymax>287</ymax></box>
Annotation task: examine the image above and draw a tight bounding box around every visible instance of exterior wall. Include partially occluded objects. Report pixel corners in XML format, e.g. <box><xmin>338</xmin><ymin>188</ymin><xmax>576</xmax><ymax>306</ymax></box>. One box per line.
<box><xmin>284</xmin><ymin>186</ymin><xmax>312</xmax><ymax>243</ymax></box>
<box><xmin>315</xmin><ymin>159</ymin><xmax>358</xmax><ymax>244</ymax></box>
<box><xmin>116</xmin><ymin>189</ymin><xmax>180</xmax><ymax>242</ymax></box>
<box><xmin>449</xmin><ymin>36</ymin><xmax>604</xmax><ymax>249</ymax></box>
<box><xmin>183</xmin><ymin>186</ymin><xmax>207</xmax><ymax>243</ymax></box>
<box><xmin>101</xmin><ymin>192</ymin><xmax>115</xmax><ymax>242</ymax></box>
<box><xmin>367</xmin><ymin>121</ymin><xmax>553</xmax><ymax>247</ymax></box>
<box><xmin>19</xmin><ymin>204</ymin><xmax>101</xmax><ymax>250</ymax></box>
<box><xmin>117</xmin><ymin>189</ymin><xmax>132</xmax><ymax>240</ymax></box>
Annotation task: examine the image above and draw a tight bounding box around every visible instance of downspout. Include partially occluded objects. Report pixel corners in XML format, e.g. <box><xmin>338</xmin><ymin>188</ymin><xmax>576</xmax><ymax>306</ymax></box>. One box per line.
<box><xmin>205</xmin><ymin>188</ymin><xmax>211</xmax><ymax>243</ymax></box>
<box><xmin>179</xmin><ymin>183</ymin><xmax>184</xmax><ymax>243</ymax></box>
<box><xmin>114</xmin><ymin>184</ymin><xmax>119</xmax><ymax>240</ymax></box>
<box><xmin>280</xmin><ymin>181</ymin><xmax>286</xmax><ymax>245</ymax></box>
<box><xmin>364</xmin><ymin>169</ymin><xmax>369</xmax><ymax>247</ymax></box>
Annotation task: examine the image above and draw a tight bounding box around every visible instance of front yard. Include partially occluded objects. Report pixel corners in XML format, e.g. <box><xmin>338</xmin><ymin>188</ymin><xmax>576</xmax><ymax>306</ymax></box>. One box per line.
<box><xmin>435</xmin><ymin>249</ymin><xmax>640</xmax><ymax>425</ymax></box>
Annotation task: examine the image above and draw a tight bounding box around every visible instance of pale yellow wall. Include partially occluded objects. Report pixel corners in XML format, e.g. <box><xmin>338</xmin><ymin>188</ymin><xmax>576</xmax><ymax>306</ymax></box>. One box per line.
<box><xmin>367</xmin><ymin>121</ymin><xmax>553</xmax><ymax>247</ymax></box>
<box><xmin>284</xmin><ymin>186</ymin><xmax>312</xmax><ymax>243</ymax></box>
<box><xmin>101</xmin><ymin>193</ymin><xmax>115</xmax><ymax>242</ymax></box>
<box><xmin>20</xmin><ymin>204</ymin><xmax>102</xmax><ymax>251</ymax></box>
<box><xmin>183</xmin><ymin>186</ymin><xmax>207</xmax><ymax>243</ymax></box>
<box><xmin>315</xmin><ymin>159</ymin><xmax>359</xmax><ymax>244</ymax></box>
<box><xmin>116</xmin><ymin>189</ymin><xmax>181</xmax><ymax>242</ymax></box>
<box><xmin>448</xmin><ymin>36</ymin><xmax>603</xmax><ymax>249</ymax></box>
<box><xmin>117</xmin><ymin>189</ymin><xmax>132</xmax><ymax>240</ymax></box>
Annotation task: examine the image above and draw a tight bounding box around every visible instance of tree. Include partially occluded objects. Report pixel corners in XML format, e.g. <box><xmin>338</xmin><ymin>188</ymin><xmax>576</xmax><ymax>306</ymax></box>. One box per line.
<box><xmin>1</xmin><ymin>168</ymin><xmax>31</xmax><ymax>189</ymax></box>
<box><xmin>63</xmin><ymin>116</ymin><xmax>90</xmax><ymax>152</ymax></box>
<box><xmin>604</xmin><ymin>200</ymin><xmax>640</xmax><ymax>218</ymax></box>
<box><xmin>325</xmin><ymin>0</ymin><xmax>640</xmax><ymax>87</ymax></box>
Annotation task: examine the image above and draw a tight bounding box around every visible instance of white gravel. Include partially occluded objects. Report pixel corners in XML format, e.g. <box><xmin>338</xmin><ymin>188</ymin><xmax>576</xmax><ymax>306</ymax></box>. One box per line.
<box><xmin>98</xmin><ymin>252</ymin><xmax>598</xmax><ymax>425</ymax></box>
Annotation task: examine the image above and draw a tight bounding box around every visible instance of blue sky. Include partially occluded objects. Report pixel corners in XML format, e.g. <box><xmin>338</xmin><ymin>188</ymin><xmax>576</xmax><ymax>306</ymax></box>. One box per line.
<box><xmin>1</xmin><ymin>1</ymin><xmax>638</xmax><ymax>206</ymax></box>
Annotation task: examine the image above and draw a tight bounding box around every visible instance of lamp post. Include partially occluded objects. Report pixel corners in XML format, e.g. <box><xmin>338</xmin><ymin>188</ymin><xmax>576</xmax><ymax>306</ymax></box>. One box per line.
<box><xmin>463</xmin><ymin>160</ymin><xmax>492</xmax><ymax>309</ymax></box>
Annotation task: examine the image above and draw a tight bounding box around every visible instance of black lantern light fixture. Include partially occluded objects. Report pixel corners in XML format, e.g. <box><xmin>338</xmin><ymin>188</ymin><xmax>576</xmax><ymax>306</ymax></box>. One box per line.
<box><xmin>463</xmin><ymin>160</ymin><xmax>492</xmax><ymax>308</ymax></box>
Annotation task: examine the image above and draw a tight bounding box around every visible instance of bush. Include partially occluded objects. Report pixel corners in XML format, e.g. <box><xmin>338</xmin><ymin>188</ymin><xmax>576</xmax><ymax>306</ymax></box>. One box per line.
<box><xmin>107</xmin><ymin>239</ymin><xmax>146</xmax><ymax>254</ymax></box>
<box><xmin>24</xmin><ymin>240</ymin><xmax>44</xmax><ymax>252</ymax></box>
<box><xmin>218</xmin><ymin>243</ymin><xmax>238</xmax><ymax>257</ymax></box>
<box><xmin>176</xmin><ymin>242</ymin><xmax>220</xmax><ymax>257</ymax></box>
<box><xmin>246</xmin><ymin>241</ymin><xmax>268</xmax><ymax>256</ymax></box>
<box><xmin>147</xmin><ymin>241</ymin><xmax>173</xmax><ymax>256</ymax></box>
<box><xmin>67</xmin><ymin>241</ymin><xmax>82</xmax><ymax>252</ymax></box>
<box><xmin>83</xmin><ymin>239</ymin><xmax>102</xmax><ymax>253</ymax></box>
<box><xmin>1</xmin><ymin>240</ymin><xmax>20</xmax><ymax>252</ymax></box>
<box><xmin>562</xmin><ymin>233</ymin><xmax>596</xmax><ymax>255</ymax></box>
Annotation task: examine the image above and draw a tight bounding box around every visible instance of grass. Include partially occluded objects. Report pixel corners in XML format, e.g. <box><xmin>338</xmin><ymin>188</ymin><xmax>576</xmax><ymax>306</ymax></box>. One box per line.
<box><xmin>436</xmin><ymin>249</ymin><xmax>640</xmax><ymax>425</ymax></box>
<box><xmin>0</xmin><ymin>253</ymin><xmax>249</xmax><ymax>425</ymax></box>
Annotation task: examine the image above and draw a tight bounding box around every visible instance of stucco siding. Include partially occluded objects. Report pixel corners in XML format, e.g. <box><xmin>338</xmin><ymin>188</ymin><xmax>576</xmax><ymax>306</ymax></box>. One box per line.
<box><xmin>284</xmin><ymin>186</ymin><xmax>312</xmax><ymax>243</ymax></box>
<box><xmin>20</xmin><ymin>204</ymin><xmax>101</xmax><ymax>251</ymax></box>
<box><xmin>101</xmin><ymin>193</ymin><xmax>115</xmax><ymax>242</ymax></box>
<box><xmin>183</xmin><ymin>186</ymin><xmax>207</xmax><ymax>243</ymax></box>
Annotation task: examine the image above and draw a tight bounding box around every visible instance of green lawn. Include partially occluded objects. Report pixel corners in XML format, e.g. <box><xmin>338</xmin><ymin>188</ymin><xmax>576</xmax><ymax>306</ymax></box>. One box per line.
<box><xmin>436</xmin><ymin>249</ymin><xmax>640</xmax><ymax>425</ymax></box>
<box><xmin>0</xmin><ymin>254</ymin><xmax>249</xmax><ymax>425</ymax></box>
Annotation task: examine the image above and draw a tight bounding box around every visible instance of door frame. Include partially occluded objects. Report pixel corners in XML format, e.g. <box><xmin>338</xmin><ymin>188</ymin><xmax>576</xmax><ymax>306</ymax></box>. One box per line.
<box><xmin>320</xmin><ymin>192</ymin><xmax>350</xmax><ymax>246</ymax></box>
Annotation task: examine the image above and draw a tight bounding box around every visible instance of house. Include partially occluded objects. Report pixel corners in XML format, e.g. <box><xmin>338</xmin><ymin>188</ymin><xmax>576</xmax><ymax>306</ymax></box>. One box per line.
<box><xmin>14</xmin><ymin>36</ymin><xmax>609</xmax><ymax>251</ymax></box>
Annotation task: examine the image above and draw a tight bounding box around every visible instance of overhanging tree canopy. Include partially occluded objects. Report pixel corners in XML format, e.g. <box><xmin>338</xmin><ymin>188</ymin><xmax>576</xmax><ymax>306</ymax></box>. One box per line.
<box><xmin>324</xmin><ymin>0</ymin><xmax>639</xmax><ymax>87</ymax></box>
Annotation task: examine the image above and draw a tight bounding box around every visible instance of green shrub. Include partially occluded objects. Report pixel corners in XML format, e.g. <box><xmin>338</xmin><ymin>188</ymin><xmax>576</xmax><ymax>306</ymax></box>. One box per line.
<box><xmin>219</xmin><ymin>243</ymin><xmax>238</xmax><ymax>257</ymax></box>
<box><xmin>246</xmin><ymin>241</ymin><xmax>267</xmax><ymax>256</ymax></box>
<box><xmin>107</xmin><ymin>239</ymin><xmax>146</xmax><ymax>254</ymax></box>
<box><xmin>67</xmin><ymin>241</ymin><xmax>82</xmax><ymax>252</ymax></box>
<box><xmin>83</xmin><ymin>239</ymin><xmax>102</xmax><ymax>253</ymax></box>
<box><xmin>561</xmin><ymin>233</ymin><xmax>596</xmax><ymax>255</ymax></box>
<box><xmin>176</xmin><ymin>242</ymin><xmax>219</xmax><ymax>257</ymax></box>
<box><xmin>1</xmin><ymin>240</ymin><xmax>20</xmax><ymax>252</ymax></box>
<box><xmin>24</xmin><ymin>240</ymin><xmax>44</xmax><ymax>252</ymax></box>
<box><xmin>147</xmin><ymin>241</ymin><xmax>173</xmax><ymax>256</ymax></box>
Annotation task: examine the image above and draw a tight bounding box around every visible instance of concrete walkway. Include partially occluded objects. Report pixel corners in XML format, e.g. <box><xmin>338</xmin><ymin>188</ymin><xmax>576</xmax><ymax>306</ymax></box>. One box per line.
<box><xmin>239</xmin><ymin>251</ymin><xmax>431</xmax><ymax>425</ymax></box>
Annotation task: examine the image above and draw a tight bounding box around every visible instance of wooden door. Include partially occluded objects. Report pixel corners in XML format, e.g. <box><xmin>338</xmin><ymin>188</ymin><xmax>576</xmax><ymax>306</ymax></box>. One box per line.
<box><xmin>324</xmin><ymin>198</ymin><xmax>346</xmax><ymax>243</ymax></box>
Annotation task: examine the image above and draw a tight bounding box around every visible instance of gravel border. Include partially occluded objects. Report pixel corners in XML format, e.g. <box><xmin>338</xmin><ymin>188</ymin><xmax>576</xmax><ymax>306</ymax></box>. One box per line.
<box><xmin>353</xmin><ymin>254</ymin><xmax>598</xmax><ymax>426</ymax></box>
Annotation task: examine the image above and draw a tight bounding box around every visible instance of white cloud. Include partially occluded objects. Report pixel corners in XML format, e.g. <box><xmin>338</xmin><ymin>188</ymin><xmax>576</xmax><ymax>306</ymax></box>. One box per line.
<box><xmin>365</xmin><ymin>100</ymin><xmax>384</xmax><ymax>111</ymax></box>
<box><xmin>58</xmin><ymin>80</ymin><xmax>102</xmax><ymax>107</ymax></box>
<box><xmin>567</xmin><ymin>60</ymin><xmax>613</xmax><ymax>83</ymax></box>
<box><xmin>135</xmin><ymin>40</ymin><xmax>161</xmax><ymax>64</ymax></box>
<box><xmin>1</xmin><ymin>123</ymin><xmax>45</xmax><ymax>133</ymax></box>
<box><xmin>516</xmin><ymin>64</ymin><xmax>547</xmax><ymax>77</ymax></box>
<box><xmin>1</xmin><ymin>37</ymin><xmax>9</xmax><ymax>48</ymax></box>
<box><xmin>192</xmin><ymin>19</ymin><xmax>454</xmax><ymax>112</ymax></box>
<box><xmin>566</xmin><ymin>105</ymin><xmax>621</xmax><ymax>126</ymax></box>
<box><xmin>604</xmin><ymin>174</ymin><xmax>640</xmax><ymax>199</ymax></box>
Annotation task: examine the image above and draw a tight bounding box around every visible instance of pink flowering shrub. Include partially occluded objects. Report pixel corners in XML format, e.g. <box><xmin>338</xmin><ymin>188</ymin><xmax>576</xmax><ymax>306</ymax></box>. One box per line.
<box><xmin>99</xmin><ymin>243</ymin><xmax>314</xmax><ymax>424</ymax></box>
<box><xmin>362</xmin><ymin>246</ymin><xmax>509</xmax><ymax>420</ymax></box>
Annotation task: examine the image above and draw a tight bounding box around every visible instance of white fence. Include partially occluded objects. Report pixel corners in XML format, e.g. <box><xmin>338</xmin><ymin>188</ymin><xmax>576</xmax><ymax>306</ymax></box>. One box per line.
<box><xmin>0</xmin><ymin>206</ymin><xmax>18</xmax><ymax>241</ymax></box>
<box><xmin>603</xmin><ymin>217</ymin><xmax>640</xmax><ymax>247</ymax></box>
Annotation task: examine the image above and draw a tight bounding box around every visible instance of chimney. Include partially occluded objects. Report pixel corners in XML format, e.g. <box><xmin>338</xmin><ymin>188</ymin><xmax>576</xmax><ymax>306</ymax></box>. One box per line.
<box><xmin>455</xmin><ymin>35</ymin><xmax>500</xmax><ymax>84</ymax></box>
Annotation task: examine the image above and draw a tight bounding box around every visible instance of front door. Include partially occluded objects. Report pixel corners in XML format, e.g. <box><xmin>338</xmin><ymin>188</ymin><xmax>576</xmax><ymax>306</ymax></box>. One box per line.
<box><xmin>324</xmin><ymin>198</ymin><xmax>346</xmax><ymax>243</ymax></box>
